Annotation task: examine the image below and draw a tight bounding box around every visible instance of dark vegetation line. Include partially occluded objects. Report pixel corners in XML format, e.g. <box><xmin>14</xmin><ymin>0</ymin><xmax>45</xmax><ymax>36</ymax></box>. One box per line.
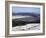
<box><xmin>12</xmin><ymin>19</ymin><xmax>40</xmax><ymax>27</ymax></box>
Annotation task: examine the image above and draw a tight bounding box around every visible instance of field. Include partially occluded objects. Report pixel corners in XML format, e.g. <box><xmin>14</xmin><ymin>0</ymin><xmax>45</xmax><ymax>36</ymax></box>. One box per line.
<box><xmin>12</xmin><ymin>14</ymin><xmax>40</xmax><ymax>27</ymax></box>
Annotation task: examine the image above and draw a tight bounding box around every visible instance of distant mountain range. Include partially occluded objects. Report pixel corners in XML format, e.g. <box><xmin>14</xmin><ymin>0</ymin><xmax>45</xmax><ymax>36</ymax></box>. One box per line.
<box><xmin>12</xmin><ymin>12</ymin><xmax>40</xmax><ymax>17</ymax></box>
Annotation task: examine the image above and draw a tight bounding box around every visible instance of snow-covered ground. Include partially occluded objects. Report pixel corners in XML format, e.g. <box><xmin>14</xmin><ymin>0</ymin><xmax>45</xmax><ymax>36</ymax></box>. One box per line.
<box><xmin>12</xmin><ymin>24</ymin><xmax>40</xmax><ymax>31</ymax></box>
<box><xmin>12</xmin><ymin>16</ymin><xmax>31</xmax><ymax>19</ymax></box>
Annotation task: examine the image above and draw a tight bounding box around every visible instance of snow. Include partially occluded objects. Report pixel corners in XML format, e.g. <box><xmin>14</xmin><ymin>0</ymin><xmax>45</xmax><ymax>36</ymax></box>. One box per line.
<box><xmin>12</xmin><ymin>16</ymin><xmax>31</xmax><ymax>19</ymax></box>
<box><xmin>12</xmin><ymin>24</ymin><xmax>40</xmax><ymax>31</ymax></box>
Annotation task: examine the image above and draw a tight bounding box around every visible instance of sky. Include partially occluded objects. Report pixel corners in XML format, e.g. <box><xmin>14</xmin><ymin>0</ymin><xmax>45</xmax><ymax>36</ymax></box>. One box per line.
<box><xmin>12</xmin><ymin>6</ymin><xmax>40</xmax><ymax>14</ymax></box>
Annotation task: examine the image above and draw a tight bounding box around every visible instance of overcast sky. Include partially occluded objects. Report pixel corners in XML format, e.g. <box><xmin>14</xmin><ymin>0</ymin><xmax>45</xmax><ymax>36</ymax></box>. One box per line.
<box><xmin>12</xmin><ymin>6</ymin><xmax>40</xmax><ymax>14</ymax></box>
